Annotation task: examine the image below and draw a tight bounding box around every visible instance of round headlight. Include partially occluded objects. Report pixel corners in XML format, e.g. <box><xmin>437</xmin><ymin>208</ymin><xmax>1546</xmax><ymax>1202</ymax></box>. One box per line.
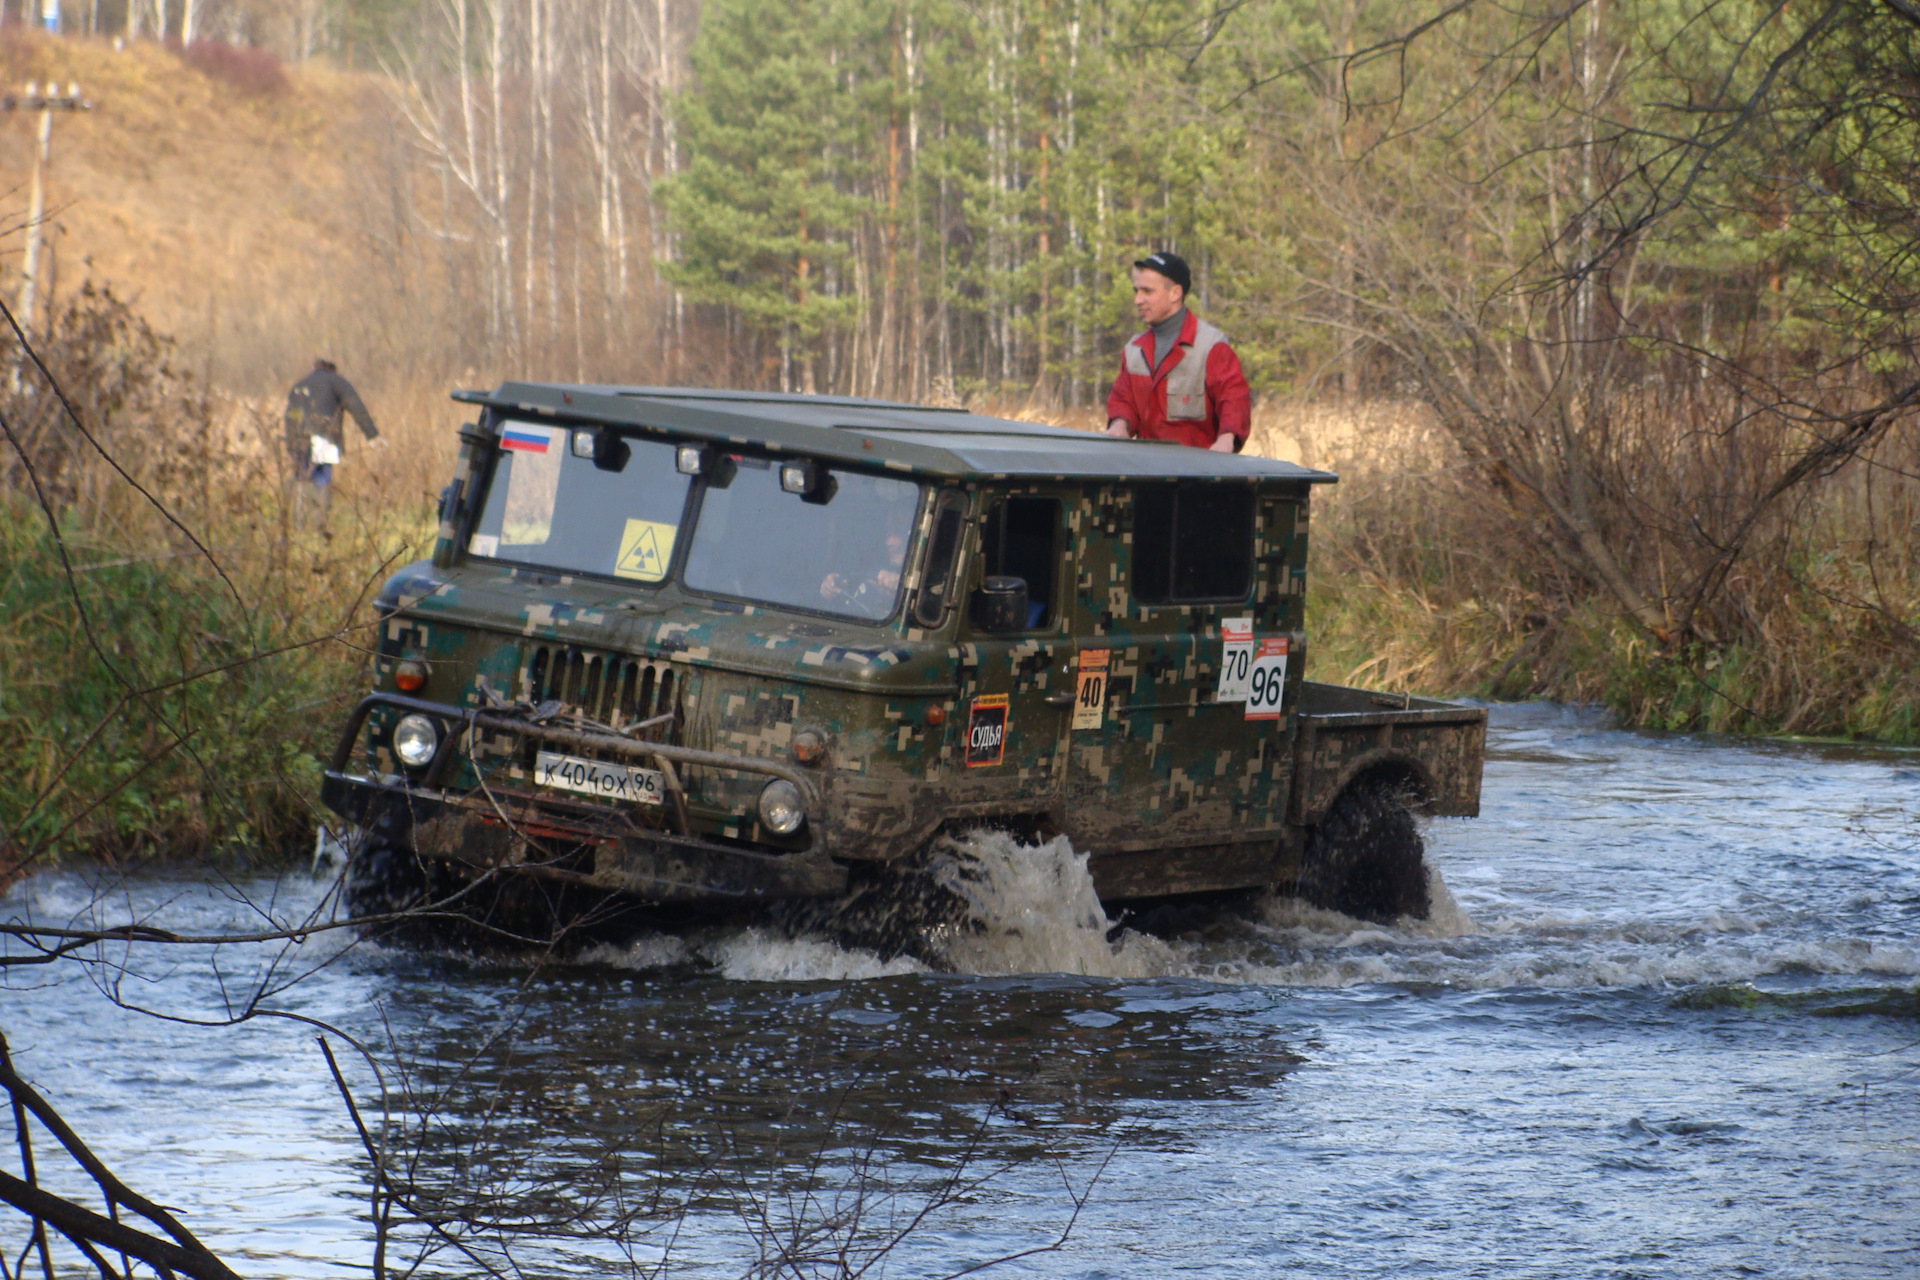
<box><xmin>757</xmin><ymin>778</ymin><xmax>805</xmax><ymax>836</ymax></box>
<box><xmin>393</xmin><ymin>714</ymin><xmax>440</xmax><ymax>768</ymax></box>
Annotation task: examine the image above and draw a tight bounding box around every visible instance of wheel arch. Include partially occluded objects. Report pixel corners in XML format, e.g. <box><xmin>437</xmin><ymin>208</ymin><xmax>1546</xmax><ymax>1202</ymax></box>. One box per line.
<box><xmin>1292</xmin><ymin>747</ymin><xmax>1439</xmax><ymax>827</ymax></box>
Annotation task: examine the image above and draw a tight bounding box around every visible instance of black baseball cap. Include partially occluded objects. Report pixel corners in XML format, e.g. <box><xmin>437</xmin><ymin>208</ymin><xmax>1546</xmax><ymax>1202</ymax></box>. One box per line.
<box><xmin>1132</xmin><ymin>250</ymin><xmax>1191</xmax><ymax>293</ymax></box>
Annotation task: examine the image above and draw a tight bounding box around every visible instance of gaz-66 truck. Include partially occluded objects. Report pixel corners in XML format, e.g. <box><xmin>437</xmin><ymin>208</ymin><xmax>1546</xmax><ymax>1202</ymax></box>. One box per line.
<box><xmin>321</xmin><ymin>385</ymin><xmax>1486</xmax><ymax>952</ymax></box>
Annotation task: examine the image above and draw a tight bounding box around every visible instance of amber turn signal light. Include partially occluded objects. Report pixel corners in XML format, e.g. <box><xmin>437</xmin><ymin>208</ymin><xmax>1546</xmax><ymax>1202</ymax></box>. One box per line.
<box><xmin>791</xmin><ymin>729</ymin><xmax>828</xmax><ymax>765</ymax></box>
<box><xmin>394</xmin><ymin>660</ymin><xmax>428</xmax><ymax>693</ymax></box>
<box><xmin>926</xmin><ymin>705</ymin><xmax>947</xmax><ymax>726</ymax></box>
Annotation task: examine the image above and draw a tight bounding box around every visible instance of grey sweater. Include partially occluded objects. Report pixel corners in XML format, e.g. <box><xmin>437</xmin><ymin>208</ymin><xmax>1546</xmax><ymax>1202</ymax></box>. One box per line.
<box><xmin>1149</xmin><ymin>308</ymin><xmax>1188</xmax><ymax>373</ymax></box>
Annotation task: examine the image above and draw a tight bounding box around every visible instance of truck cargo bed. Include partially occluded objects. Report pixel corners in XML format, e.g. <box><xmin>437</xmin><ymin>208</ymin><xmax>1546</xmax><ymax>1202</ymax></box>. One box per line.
<box><xmin>1289</xmin><ymin>682</ymin><xmax>1487</xmax><ymax>822</ymax></box>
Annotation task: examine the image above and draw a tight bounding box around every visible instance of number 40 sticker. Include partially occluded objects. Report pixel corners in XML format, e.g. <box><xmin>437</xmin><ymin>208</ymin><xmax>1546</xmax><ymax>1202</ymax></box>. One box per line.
<box><xmin>1244</xmin><ymin>637</ymin><xmax>1291</xmax><ymax>721</ymax></box>
<box><xmin>1072</xmin><ymin>649</ymin><xmax>1110</xmax><ymax>731</ymax></box>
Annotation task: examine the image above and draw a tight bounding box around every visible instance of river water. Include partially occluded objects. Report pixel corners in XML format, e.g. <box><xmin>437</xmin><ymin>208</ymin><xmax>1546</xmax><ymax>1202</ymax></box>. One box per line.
<box><xmin>2</xmin><ymin>703</ymin><xmax>1918</xmax><ymax>1278</ymax></box>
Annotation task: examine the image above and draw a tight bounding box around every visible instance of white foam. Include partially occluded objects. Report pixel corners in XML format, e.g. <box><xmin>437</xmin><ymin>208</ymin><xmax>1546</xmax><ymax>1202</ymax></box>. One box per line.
<box><xmin>1419</xmin><ymin>865</ymin><xmax>1479</xmax><ymax>937</ymax></box>
<box><xmin>706</xmin><ymin>928</ymin><xmax>925</xmax><ymax>982</ymax></box>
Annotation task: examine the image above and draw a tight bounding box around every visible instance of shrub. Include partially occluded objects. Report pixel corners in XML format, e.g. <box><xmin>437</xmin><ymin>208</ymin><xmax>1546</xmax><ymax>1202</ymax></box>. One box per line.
<box><xmin>177</xmin><ymin>39</ymin><xmax>286</xmax><ymax>96</ymax></box>
<box><xmin>0</xmin><ymin>287</ymin><xmax>428</xmax><ymax>868</ymax></box>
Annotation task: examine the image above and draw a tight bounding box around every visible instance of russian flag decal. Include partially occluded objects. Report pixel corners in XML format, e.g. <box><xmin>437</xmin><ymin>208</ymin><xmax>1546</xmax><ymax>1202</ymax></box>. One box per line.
<box><xmin>500</xmin><ymin>424</ymin><xmax>555</xmax><ymax>454</ymax></box>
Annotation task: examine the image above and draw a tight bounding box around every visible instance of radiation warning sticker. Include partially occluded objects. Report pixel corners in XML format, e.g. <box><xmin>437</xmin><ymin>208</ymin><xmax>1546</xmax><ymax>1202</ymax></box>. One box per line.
<box><xmin>613</xmin><ymin>519</ymin><xmax>676</xmax><ymax>581</ymax></box>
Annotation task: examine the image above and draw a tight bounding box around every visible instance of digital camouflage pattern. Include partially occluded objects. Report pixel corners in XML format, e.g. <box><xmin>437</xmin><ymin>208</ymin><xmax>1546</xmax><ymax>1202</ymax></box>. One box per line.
<box><xmin>321</xmin><ymin>385</ymin><xmax>1486</xmax><ymax>924</ymax></box>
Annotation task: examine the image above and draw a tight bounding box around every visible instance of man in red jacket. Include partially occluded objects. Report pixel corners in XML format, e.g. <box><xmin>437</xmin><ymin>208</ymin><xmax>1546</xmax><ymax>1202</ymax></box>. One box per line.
<box><xmin>1105</xmin><ymin>251</ymin><xmax>1251</xmax><ymax>452</ymax></box>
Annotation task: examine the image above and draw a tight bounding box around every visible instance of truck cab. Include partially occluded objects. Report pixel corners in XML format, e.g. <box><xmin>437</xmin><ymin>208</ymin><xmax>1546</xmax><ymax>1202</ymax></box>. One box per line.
<box><xmin>321</xmin><ymin>385</ymin><xmax>1486</xmax><ymax>945</ymax></box>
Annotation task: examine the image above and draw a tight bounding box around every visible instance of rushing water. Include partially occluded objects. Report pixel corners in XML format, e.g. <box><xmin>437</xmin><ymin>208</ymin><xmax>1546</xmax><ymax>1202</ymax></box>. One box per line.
<box><xmin>3</xmin><ymin>703</ymin><xmax>1918</xmax><ymax>1278</ymax></box>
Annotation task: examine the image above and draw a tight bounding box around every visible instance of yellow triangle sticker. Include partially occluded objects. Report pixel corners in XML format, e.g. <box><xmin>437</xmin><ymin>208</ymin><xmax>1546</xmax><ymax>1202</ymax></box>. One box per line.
<box><xmin>614</xmin><ymin>519</ymin><xmax>676</xmax><ymax>581</ymax></box>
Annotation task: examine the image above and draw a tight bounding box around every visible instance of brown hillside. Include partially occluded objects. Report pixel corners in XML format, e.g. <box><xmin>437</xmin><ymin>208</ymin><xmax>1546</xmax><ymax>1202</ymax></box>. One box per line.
<box><xmin>0</xmin><ymin>32</ymin><xmax>436</xmax><ymax>399</ymax></box>
<box><xmin>0</xmin><ymin>31</ymin><xmax>486</xmax><ymax>504</ymax></box>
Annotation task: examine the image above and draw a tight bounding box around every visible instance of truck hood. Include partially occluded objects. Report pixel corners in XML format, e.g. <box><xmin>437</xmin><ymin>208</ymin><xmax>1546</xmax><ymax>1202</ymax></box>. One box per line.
<box><xmin>377</xmin><ymin>560</ymin><xmax>958</xmax><ymax>696</ymax></box>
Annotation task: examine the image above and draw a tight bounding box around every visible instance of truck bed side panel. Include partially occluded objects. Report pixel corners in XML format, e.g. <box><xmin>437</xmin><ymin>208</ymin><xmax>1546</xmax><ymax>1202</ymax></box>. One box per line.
<box><xmin>1289</xmin><ymin>682</ymin><xmax>1487</xmax><ymax>824</ymax></box>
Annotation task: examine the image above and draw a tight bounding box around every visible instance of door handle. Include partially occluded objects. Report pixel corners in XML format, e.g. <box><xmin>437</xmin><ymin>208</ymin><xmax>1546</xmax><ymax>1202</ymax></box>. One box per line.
<box><xmin>1044</xmin><ymin>692</ymin><xmax>1075</xmax><ymax>707</ymax></box>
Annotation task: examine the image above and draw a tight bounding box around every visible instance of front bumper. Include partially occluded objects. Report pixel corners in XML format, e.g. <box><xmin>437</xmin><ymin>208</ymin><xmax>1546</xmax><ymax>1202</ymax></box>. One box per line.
<box><xmin>321</xmin><ymin>693</ymin><xmax>844</xmax><ymax>905</ymax></box>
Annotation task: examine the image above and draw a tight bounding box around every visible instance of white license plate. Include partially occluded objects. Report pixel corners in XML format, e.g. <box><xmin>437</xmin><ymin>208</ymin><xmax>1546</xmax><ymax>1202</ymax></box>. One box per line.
<box><xmin>534</xmin><ymin>751</ymin><xmax>666</xmax><ymax>805</ymax></box>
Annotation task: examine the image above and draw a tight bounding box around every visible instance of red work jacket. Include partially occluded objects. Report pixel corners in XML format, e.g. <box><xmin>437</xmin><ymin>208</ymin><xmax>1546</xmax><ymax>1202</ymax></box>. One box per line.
<box><xmin>1105</xmin><ymin>311</ymin><xmax>1252</xmax><ymax>449</ymax></box>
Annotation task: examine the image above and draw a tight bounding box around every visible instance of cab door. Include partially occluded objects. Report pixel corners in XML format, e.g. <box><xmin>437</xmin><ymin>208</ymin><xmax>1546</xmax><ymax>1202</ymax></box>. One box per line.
<box><xmin>1062</xmin><ymin>482</ymin><xmax>1283</xmax><ymax>866</ymax></box>
<box><xmin>948</xmin><ymin>488</ymin><xmax>1075</xmax><ymax>817</ymax></box>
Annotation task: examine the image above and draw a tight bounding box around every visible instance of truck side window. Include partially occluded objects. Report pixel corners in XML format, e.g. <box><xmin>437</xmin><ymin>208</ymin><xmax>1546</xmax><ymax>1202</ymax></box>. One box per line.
<box><xmin>981</xmin><ymin>496</ymin><xmax>1059</xmax><ymax>628</ymax></box>
<box><xmin>1132</xmin><ymin>484</ymin><xmax>1254</xmax><ymax>603</ymax></box>
<box><xmin>913</xmin><ymin>491</ymin><xmax>968</xmax><ymax>627</ymax></box>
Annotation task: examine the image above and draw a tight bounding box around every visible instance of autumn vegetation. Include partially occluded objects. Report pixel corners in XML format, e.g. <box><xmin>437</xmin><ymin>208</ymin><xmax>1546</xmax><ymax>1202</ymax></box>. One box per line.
<box><xmin>1</xmin><ymin>0</ymin><xmax>1918</xmax><ymax>862</ymax></box>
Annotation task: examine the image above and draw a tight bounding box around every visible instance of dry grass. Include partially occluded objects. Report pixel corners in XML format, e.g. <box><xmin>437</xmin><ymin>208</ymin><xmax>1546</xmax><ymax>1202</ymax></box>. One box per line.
<box><xmin>0</xmin><ymin>34</ymin><xmax>378</xmax><ymax>384</ymax></box>
<box><xmin>1001</xmin><ymin>388</ymin><xmax>1920</xmax><ymax>741</ymax></box>
<box><xmin>1269</xmin><ymin>398</ymin><xmax>1920</xmax><ymax>739</ymax></box>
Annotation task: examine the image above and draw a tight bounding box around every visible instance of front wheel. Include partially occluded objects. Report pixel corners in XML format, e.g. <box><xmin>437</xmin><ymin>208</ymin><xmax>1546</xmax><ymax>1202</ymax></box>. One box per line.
<box><xmin>772</xmin><ymin>839</ymin><xmax>983</xmax><ymax>968</ymax></box>
<box><xmin>340</xmin><ymin>829</ymin><xmax>653</xmax><ymax>952</ymax></box>
<box><xmin>1296</xmin><ymin>778</ymin><xmax>1430</xmax><ymax>922</ymax></box>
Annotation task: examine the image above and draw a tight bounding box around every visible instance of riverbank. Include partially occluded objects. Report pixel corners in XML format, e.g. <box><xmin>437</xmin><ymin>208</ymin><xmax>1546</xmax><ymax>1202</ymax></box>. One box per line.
<box><xmin>1251</xmin><ymin>402</ymin><xmax>1920</xmax><ymax>744</ymax></box>
<box><xmin>0</xmin><ymin>289</ymin><xmax>446</xmax><ymax>868</ymax></box>
<box><xmin>0</xmin><ymin>494</ymin><xmax>428</xmax><ymax>867</ymax></box>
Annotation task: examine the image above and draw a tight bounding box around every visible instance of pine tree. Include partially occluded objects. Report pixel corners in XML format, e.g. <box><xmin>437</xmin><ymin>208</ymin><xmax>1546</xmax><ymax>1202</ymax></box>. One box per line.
<box><xmin>660</xmin><ymin>0</ymin><xmax>889</xmax><ymax>391</ymax></box>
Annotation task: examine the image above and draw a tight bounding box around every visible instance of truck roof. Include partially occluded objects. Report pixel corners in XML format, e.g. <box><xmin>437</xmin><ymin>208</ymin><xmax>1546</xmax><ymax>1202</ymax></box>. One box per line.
<box><xmin>454</xmin><ymin>383</ymin><xmax>1338</xmax><ymax>485</ymax></box>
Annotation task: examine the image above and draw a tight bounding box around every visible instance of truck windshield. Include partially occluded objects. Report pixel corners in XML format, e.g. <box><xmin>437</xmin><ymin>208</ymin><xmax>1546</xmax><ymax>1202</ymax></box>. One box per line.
<box><xmin>684</xmin><ymin>461</ymin><xmax>921</xmax><ymax>622</ymax></box>
<box><xmin>467</xmin><ymin>424</ymin><xmax>691</xmax><ymax>582</ymax></box>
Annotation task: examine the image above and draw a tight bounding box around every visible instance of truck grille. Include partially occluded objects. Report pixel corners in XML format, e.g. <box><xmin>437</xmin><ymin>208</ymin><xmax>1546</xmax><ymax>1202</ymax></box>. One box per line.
<box><xmin>519</xmin><ymin>644</ymin><xmax>681</xmax><ymax>732</ymax></box>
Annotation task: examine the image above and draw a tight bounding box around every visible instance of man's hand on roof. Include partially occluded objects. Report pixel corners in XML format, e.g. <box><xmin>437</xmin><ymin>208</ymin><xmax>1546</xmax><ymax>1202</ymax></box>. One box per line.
<box><xmin>1105</xmin><ymin>419</ymin><xmax>1133</xmax><ymax>439</ymax></box>
<box><xmin>1209</xmin><ymin>433</ymin><xmax>1236</xmax><ymax>453</ymax></box>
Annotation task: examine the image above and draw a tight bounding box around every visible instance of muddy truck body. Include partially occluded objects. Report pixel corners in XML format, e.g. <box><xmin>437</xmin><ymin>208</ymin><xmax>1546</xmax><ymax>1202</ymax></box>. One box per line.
<box><xmin>321</xmin><ymin>385</ymin><xmax>1486</xmax><ymax>944</ymax></box>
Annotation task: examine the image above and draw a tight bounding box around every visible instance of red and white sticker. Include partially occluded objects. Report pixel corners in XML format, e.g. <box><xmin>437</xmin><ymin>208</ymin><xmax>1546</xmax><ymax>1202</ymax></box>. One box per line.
<box><xmin>1243</xmin><ymin>637</ymin><xmax>1290</xmax><ymax>721</ymax></box>
<box><xmin>966</xmin><ymin>694</ymin><xmax>1009</xmax><ymax>767</ymax></box>
<box><xmin>1072</xmin><ymin>649</ymin><xmax>1110</xmax><ymax>731</ymax></box>
<box><xmin>1216</xmin><ymin>616</ymin><xmax>1254</xmax><ymax>702</ymax></box>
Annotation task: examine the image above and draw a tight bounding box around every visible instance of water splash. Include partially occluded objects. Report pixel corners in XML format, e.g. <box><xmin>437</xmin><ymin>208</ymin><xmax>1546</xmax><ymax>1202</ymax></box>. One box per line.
<box><xmin>704</xmin><ymin>825</ymin><xmax>1920</xmax><ymax>991</ymax></box>
<box><xmin>344</xmin><ymin>812</ymin><xmax>1919</xmax><ymax>991</ymax></box>
<box><xmin>924</xmin><ymin>831</ymin><xmax>1180</xmax><ymax>978</ymax></box>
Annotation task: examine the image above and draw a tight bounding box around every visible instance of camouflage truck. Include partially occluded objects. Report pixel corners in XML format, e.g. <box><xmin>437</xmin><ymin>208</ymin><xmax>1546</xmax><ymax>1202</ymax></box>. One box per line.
<box><xmin>321</xmin><ymin>385</ymin><xmax>1486</xmax><ymax>949</ymax></box>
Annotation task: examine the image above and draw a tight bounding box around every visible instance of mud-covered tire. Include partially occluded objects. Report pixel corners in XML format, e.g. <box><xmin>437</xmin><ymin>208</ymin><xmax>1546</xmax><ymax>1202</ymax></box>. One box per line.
<box><xmin>343</xmin><ymin>834</ymin><xmax>429</xmax><ymax>921</ymax></box>
<box><xmin>773</xmin><ymin>840</ymin><xmax>982</xmax><ymax>968</ymax></box>
<box><xmin>1297</xmin><ymin>778</ymin><xmax>1430</xmax><ymax>922</ymax></box>
<box><xmin>341</xmin><ymin>830</ymin><xmax>652</xmax><ymax>953</ymax></box>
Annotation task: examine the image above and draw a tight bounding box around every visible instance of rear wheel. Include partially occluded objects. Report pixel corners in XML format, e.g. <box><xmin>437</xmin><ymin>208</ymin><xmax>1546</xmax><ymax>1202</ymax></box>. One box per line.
<box><xmin>1297</xmin><ymin>777</ymin><xmax>1430</xmax><ymax>922</ymax></box>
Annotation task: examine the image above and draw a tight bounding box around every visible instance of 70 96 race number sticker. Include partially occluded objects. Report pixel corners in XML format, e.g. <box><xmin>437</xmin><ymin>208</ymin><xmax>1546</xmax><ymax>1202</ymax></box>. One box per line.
<box><xmin>1216</xmin><ymin>617</ymin><xmax>1254</xmax><ymax>702</ymax></box>
<box><xmin>966</xmin><ymin>694</ymin><xmax>1010</xmax><ymax>767</ymax></box>
<box><xmin>1243</xmin><ymin>637</ymin><xmax>1291</xmax><ymax>721</ymax></box>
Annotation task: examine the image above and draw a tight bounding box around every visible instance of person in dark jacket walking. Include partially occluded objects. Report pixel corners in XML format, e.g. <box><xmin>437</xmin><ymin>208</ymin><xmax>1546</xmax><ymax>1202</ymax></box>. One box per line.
<box><xmin>284</xmin><ymin>359</ymin><xmax>384</xmax><ymax>513</ymax></box>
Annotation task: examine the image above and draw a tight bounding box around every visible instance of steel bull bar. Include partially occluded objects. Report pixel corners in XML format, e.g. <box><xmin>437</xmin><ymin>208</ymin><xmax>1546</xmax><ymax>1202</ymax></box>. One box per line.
<box><xmin>320</xmin><ymin>692</ymin><xmax>843</xmax><ymax>905</ymax></box>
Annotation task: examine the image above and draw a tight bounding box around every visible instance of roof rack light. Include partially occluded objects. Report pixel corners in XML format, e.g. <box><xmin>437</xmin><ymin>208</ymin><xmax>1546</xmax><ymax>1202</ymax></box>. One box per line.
<box><xmin>780</xmin><ymin>461</ymin><xmax>837</xmax><ymax>505</ymax></box>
